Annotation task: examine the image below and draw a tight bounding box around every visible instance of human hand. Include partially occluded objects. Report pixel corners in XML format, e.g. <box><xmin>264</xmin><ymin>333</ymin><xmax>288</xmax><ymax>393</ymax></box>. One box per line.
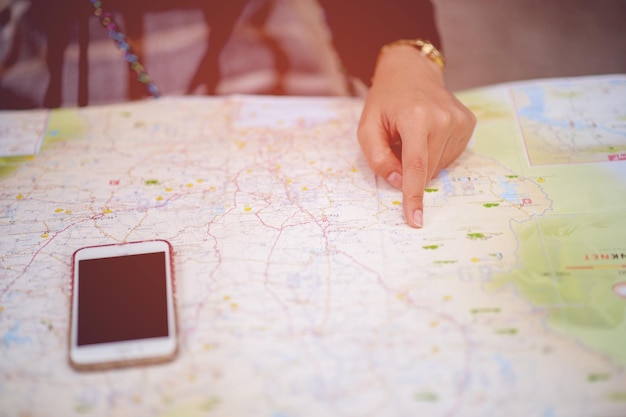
<box><xmin>357</xmin><ymin>44</ymin><xmax>476</xmax><ymax>228</ymax></box>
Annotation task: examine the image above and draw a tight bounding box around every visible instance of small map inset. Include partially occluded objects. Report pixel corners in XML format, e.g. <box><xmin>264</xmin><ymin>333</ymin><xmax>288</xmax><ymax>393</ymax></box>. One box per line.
<box><xmin>511</xmin><ymin>75</ymin><xmax>626</xmax><ymax>165</ymax></box>
<box><xmin>0</xmin><ymin>110</ymin><xmax>47</xmax><ymax>156</ymax></box>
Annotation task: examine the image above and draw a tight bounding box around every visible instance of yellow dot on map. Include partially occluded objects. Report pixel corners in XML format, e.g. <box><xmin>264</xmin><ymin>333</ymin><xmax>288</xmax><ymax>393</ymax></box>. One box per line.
<box><xmin>310</xmin><ymin>161</ymin><xmax>316</xmax><ymax>165</ymax></box>
<box><xmin>351</xmin><ymin>167</ymin><xmax>358</xmax><ymax>173</ymax></box>
<box><xmin>230</xmin><ymin>302</ymin><xmax>238</xmax><ymax>309</ymax></box>
<box><xmin>104</xmin><ymin>208</ymin><xmax>112</xmax><ymax>214</ymax></box>
<box><xmin>203</xmin><ymin>343</ymin><xmax>213</xmax><ymax>350</ymax></box>
<box><xmin>397</xmin><ymin>293</ymin><xmax>405</xmax><ymax>300</ymax></box>
<box><xmin>286</xmin><ymin>179</ymin><xmax>292</xmax><ymax>184</ymax></box>
<box><xmin>302</xmin><ymin>187</ymin><xmax>308</xmax><ymax>191</ymax></box>
<box><xmin>276</xmin><ymin>164</ymin><xmax>281</xmax><ymax>170</ymax></box>
<box><xmin>186</xmin><ymin>183</ymin><xmax>194</xmax><ymax>188</ymax></box>
<box><xmin>430</xmin><ymin>321</ymin><xmax>438</xmax><ymax>327</ymax></box>
<box><xmin>16</xmin><ymin>194</ymin><xmax>24</xmax><ymax>200</ymax></box>
<box><xmin>209</xmin><ymin>186</ymin><xmax>216</xmax><ymax>191</ymax></box>
<box><xmin>537</xmin><ymin>177</ymin><xmax>545</xmax><ymax>183</ymax></box>
<box><xmin>41</xmin><ymin>233</ymin><xmax>49</xmax><ymax>239</ymax></box>
<box><xmin>392</xmin><ymin>200</ymin><xmax>401</xmax><ymax>206</ymax></box>
<box><xmin>65</xmin><ymin>210</ymin><xmax>71</xmax><ymax>214</ymax></box>
<box><xmin>156</xmin><ymin>196</ymin><xmax>163</xmax><ymax>201</ymax></box>
<box><xmin>244</xmin><ymin>206</ymin><xmax>252</xmax><ymax>212</ymax></box>
<box><xmin>165</xmin><ymin>187</ymin><xmax>173</xmax><ymax>192</ymax></box>
<box><xmin>197</xmin><ymin>179</ymin><xmax>204</xmax><ymax>183</ymax></box>
<box><xmin>246</xmin><ymin>169</ymin><xmax>253</xmax><ymax>173</ymax></box>
<box><xmin>223</xmin><ymin>295</ymin><xmax>231</xmax><ymax>301</ymax></box>
<box><xmin>55</xmin><ymin>208</ymin><xmax>63</xmax><ymax>213</ymax></box>
<box><xmin>471</xmin><ymin>257</ymin><xmax>480</xmax><ymax>263</ymax></box>
<box><xmin>444</xmin><ymin>295</ymin><xmax>452</xmax><ymax>301</ymax></box>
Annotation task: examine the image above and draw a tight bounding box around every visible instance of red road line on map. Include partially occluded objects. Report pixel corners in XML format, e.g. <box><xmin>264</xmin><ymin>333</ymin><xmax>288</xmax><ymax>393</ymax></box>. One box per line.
<box><xmin>0</xmin><ymin>193</ymin><xmax>188</xmax><ymax>297</ymax></box>
<box><xmin>1</xmin><ymin>219</ymin><xmax>87</xmax><ymax>297</ymax></box>
<box><xmin>565</xmin><ymin>264</ymin><xmax>626</xmax><ymax>270</ymax></box>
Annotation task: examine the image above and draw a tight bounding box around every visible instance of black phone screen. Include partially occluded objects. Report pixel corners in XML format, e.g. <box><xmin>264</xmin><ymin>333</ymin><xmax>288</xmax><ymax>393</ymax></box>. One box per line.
<box><xmin>76</xmin><ymin>252</ymin><xmax>169</xmax><ymax>346</ymax></box>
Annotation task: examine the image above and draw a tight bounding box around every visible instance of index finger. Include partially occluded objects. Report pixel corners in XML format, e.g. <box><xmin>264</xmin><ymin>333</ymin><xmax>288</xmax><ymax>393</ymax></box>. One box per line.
<box><xmin>399</xmin><ymin>124</ymin><xmax>431</xmax><ymax>228</ymax></box>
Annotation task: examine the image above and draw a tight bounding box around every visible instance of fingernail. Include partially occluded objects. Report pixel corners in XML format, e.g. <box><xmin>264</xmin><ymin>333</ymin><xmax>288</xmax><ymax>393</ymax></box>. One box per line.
<box><xmin>386</xmin><ymin>171</ymin><xmax>402</xmax><ymax>189</ymax></box>
<box><xmin>413</xmin><ymin>210</ymin><xmax>423</xmax><ymax>228</ymax></box>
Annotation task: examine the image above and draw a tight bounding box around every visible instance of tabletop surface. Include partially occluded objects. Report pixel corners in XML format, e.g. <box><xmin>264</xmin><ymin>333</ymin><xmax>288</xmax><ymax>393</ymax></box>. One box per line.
<box><xmin>1</xmin><ymin>74</ymin><xmax>626</xmax><ymax>416</ymax></box>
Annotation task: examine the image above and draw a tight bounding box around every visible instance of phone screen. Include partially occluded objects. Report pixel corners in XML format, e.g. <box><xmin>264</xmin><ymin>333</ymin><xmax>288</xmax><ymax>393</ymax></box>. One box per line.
<box><xmin>77</xmin><ymin>252</ymin><xmax>169</xmax><ymax>346</ymax></box>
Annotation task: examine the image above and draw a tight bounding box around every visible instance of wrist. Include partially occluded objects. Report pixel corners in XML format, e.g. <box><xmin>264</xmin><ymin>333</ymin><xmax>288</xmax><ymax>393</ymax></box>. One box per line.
<box><xmin>372</xmin><ymin>41</ymin><xmax>445</xmax><ymax>87</ymax></box>
<box><xmin>380</xmin><ymin>39</ymin><xmax>446</xmax><ymax>72</ymax></box>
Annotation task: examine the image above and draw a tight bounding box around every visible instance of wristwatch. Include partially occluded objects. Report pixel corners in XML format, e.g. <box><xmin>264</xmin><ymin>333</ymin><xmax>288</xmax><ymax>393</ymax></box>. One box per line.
<box><xmin>381</xmin><ymin>39</ymin><xmax>446</xmax><ymax>71</ymax></box>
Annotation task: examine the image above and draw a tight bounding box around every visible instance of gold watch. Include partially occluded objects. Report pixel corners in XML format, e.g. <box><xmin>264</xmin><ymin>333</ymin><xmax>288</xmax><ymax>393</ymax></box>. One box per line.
<box><xmin>381</xmin><ymin>39</ymin><xmax>446</xmax><ymax>71</ymax></box>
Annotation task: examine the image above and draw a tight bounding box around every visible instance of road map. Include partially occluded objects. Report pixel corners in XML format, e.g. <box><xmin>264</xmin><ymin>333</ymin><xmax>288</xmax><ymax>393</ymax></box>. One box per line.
<box><xmin>1</xmin><ymin>75</ymin><xmax>625</xmax><ymax>416</ymax></box>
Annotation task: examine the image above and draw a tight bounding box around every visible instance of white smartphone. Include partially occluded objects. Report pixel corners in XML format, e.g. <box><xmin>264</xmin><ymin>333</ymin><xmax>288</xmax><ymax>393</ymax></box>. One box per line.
<box><xmin>69</xmin><ymin>240</ymin><xmax>178</xmax><ymax>370</ymax></box>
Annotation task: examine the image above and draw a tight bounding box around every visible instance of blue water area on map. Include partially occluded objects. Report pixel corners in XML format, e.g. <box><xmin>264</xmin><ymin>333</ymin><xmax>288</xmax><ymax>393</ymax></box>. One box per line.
<box><xmin>2</xmin><ymin>323</ymin><xmax>32</xmax><ymax>347</ymax></box>
<box><xmin>498</xmin><ymin>178</ymin><xmax>521</xmax><ymax>205</ymax></box>
<box><xmin>515</xmin><ymin>81</ymin><xmax>626</xmax><ymax>139</ymax></box>
<box><xmin>516</xmin><ymin>86</ymin><xmax>568</xmax><ymax>128</ymax></box>
<box><xmin>438</xmin><ymin>169</ymin><xmax>454</xmax><ymax>196</ymax></box>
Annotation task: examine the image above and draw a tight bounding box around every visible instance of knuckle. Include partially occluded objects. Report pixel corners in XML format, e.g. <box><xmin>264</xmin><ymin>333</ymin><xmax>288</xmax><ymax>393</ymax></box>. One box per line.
<box><xmin>434</xmin><ymin>109</ymin><xmax>452</xmax><ymax>126</ymax></box>
<box><xmin>398</xmin><ymin>103</ymin><xmax>428</xmax><ymax>125</ymax></box>
<box><xmin>403</xmin><ymin>154</ymin><xmax>428</xmax><ymax>173</ymax></box>
<box><xmin>408</xmin><ymin>103</ymin><xmax>429</xmax><ymax>119</ymax></box>
<box><xmin>457</xmin><ymin>104</ymin><xmax>476</xmax><ymax>125</ymax></box>
<box><xmin>459</xmin><ymin>108</ymin><xmax>477</xmax><ymax>138</ymax></box>
<box><xmin>404</xmin><ymin>189</ymin><xmax>425</xmax><ymax>208</ymax></box>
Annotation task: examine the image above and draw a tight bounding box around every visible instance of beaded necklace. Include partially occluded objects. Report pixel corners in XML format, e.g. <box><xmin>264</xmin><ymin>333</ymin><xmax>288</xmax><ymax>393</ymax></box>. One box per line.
<box><xmin>89</xmin><ymin>0</ymin><xmax>160</xmax><ymax>98</ymax></box>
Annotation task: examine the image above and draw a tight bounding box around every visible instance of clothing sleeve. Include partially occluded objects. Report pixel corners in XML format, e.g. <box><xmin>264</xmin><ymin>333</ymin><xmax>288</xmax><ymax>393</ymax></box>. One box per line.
<box><xmin>318</xmin><ymin>0</ymin><xmax>441</xmax><ymax>85</ymax></box>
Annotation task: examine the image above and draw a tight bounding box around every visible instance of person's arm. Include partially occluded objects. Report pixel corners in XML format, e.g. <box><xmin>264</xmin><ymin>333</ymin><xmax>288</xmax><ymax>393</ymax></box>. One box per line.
<box><xmin>319</xmin><ymin>0</ymin><xmax>442</xmax><ymax>84</ymax></box>
<box><xmin>320</xmin><ymin>0</ymin><xmax>476</xmax><ymax>228</ymax></box>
